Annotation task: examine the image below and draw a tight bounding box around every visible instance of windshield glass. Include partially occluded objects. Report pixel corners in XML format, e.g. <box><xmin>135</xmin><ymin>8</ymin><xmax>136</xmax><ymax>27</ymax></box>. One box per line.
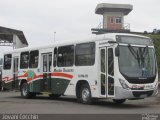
<box><xmin>119</xmin><ymin>46</ymin><xmax>156</xmax><ymax>78</ymax></box>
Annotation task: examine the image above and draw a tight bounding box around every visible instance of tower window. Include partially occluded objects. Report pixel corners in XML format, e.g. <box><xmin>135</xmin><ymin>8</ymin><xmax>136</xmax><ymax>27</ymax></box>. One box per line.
<box><xmin>115</xmin><ymin>17</ymin><xmax>122</xmax><ymax>24</ymax></box>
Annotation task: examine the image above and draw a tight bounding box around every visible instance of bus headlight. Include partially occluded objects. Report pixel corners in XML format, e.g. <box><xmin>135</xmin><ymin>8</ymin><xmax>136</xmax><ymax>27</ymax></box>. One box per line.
<box><xmin>119</xmin><ymin>79</ymin><xmax>129</xmax><ymax>89</ymax></box>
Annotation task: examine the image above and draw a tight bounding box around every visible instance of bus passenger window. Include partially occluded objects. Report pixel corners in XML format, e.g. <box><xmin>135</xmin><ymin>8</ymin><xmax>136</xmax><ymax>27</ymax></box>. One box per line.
<box><xmin>29</xmin><ymin>50</ymin><xmax>39</xmax><ymax>68</ymax></box>
<box><xmin>53</xmin><ymin>48</ymin><xmax>57</xmax><ymax>67</ymax></box>
<box><xmin>49</xmin><ymin>54</ymin><xmax>52</xmax><ymax>72</ymax></box>
<box><xmin>20</xmin><ymin>52</ymin><xmax>29</xmax><ymax>69</ymax></box>
<box><xmin>108</xmin><ymin>48</ymin><xmax>114</xmax><ymax>76</ymax></box>
<box><xmin>75</xmin><ymin>42</ymin><xmax>95</xmax><ymax>66</ymax></box>
<box><xmin>57</xmin><ymin>45</ymin><xmax>74</xmax><ymax>67</ymax></box>
<box><xmin>3</xmin><ymin>54</ymin><xmax>12</xmax><ymax>70</ymax></box>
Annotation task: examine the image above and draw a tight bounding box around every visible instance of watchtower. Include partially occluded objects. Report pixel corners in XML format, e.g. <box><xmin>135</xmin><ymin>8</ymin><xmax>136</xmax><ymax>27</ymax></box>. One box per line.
<box><xmin>92</xmin><ymin>3</ymin><xmax>133</xmax><ymax>34</ymax></box>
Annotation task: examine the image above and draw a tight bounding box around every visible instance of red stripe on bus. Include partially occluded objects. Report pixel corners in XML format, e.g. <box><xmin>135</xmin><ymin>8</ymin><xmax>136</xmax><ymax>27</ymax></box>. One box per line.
<box><xmin>51</xmin><ymin>72</ymin><xmax>73</xmax><ymax>79</ymax></box>
<box><xmin>2</xmin><ymin>72</ymin><xmax>73</xmax><ymax>83</ymax></box>
<box><xmin>18</xmin><ymin>76</ymin><xmax>25</xmax><ymax>78</ymax></box>
<box><xmin>36</xmin><ymin>74</ymin><xmax>43</xmax><ymax>78</ymax></box>
<box><xmin>2</xmin><ymin>77</ymin><xmax>9</xmax><ymax>80</ymax></box>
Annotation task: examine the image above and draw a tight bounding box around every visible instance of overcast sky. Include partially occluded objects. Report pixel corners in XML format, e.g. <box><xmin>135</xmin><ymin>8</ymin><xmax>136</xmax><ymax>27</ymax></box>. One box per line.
<box><xmin>0</xmin><ymin>0</ymin><xmax>160</xmax><ymax>57</ymax></box>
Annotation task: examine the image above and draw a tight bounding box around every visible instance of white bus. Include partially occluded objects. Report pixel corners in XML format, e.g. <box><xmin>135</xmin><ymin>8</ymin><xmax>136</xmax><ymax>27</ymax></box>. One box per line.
<box><xmin>2</xmin><ymin>33</ymin><xmax>159</xmax><ymax>104</ymax></box>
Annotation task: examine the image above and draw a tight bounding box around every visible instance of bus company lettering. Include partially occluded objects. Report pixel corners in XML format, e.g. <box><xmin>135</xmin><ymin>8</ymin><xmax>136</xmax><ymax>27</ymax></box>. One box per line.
<box><xmin>54</xmin><ymin>69</ymin><xmax>62</xmax><ymax>72</ymax></box>
<box><xmin>54</xmin><ymin>68</ymin><xmax>74</xmax><ymax>73</ymax></box>
<box><xmin>63</xmin><ymin>68</ymin><xmax>74</xmax><ymax>72</ymax></box>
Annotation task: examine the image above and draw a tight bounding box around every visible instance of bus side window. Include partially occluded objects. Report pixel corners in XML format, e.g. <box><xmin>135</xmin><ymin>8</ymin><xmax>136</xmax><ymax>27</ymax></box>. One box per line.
<box><xmin>3</xmin><ymin>54</ymin><xmax>12</xmax><ymax>70</ymax></box>
<box><xmin>20</xmin><ymin>52</ymin><xmax>29</xmax><ymax>69</ymax></box>
<box><xmin>29</xmin><ymin>50</ymin><xmax>39</xmax><ymax>68</ymax></box>
<box><xmin>53</xmin><ymin>48</ymin><xmax>57</xmax><ymax>67</ymax></box>
<box><xmin>75</xmin><ymin>42</ymin><xmax>95</xmax><ymax>66</ymax></box>
<box><xmin>57</xmin><ymin>45</ymin><xmax>74</xmax><ymax>67</ymax></box>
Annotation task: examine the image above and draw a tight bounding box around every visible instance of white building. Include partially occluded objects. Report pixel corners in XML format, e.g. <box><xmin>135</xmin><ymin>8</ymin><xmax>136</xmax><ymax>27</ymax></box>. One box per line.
<box><xmin>0</xmin><ymin>26</ymin><xmax>28</xmax><ymax>49</ymax></box>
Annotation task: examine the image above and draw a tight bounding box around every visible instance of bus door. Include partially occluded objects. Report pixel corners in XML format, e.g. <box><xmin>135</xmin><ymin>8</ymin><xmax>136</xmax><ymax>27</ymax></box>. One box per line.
<box><xmin>100</xmin><ymin>48</ymin><xmax>107</xmax><ymax>97</ymax></box>
<box><xmin>42</xmin><ymin>53</ymin><xmax>52</xmax><ymax>92</ymax></box>
<box><xmin>13</xmin><ymin>57</ymin><xmax>19</xmax><ymax>89</ymax></box>
<box><xmin>107</xmin><ymin>47</ymin><xmax>115</xmax><ymax>97</ymax></box>
<box><xmin>100</xmin><ymin>47</ymin><xmax>115</xmax><ymax>97</ymax></box>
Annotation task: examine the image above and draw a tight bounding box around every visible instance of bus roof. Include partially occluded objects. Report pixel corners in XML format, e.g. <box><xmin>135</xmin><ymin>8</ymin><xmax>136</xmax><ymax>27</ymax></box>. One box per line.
<box><xmin>3</xmin><ymin>33</ymin><xmax>150</xmax><ymax>55</ymax></box>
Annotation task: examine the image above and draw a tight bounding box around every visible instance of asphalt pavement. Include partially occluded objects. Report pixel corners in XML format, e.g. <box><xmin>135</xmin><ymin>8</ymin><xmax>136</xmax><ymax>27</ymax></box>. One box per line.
<box><xmin>0</xmin><ymin>86</ymin><xmax>159</xmax><ymax>120</ymax></box>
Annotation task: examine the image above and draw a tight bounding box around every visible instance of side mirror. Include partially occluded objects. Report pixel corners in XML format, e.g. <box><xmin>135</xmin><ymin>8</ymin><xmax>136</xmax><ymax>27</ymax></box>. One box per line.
<box><xmin>115</xmin><ymin>46</ymin><xmax>120</xmax><ymax>57</ymax></box>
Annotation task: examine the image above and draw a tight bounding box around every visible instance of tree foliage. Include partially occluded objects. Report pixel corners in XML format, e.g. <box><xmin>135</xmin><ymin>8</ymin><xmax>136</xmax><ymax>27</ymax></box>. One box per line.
<box><xmin>146</xmin><ymin>34</ymin><xmax>160</xmax><ymax>79</ymax></box>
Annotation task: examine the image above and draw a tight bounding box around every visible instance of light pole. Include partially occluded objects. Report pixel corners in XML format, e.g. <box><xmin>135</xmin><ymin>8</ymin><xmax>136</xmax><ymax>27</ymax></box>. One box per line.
<box><xmin>54</xmin><ymin>32</ymin><xmax>56</xmax><ymax>42</ymax></box>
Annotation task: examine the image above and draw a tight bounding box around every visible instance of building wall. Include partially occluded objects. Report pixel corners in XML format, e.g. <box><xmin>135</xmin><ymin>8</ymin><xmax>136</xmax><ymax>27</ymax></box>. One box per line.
<box><xmin>103</xmin><ymin>12</ymin><xmax>124</xmax><ymax>30</ymax></box>
<box><xmin>13</xmin><ymin>35</ymin><xmax>28</xmax><ymax>49</ymax></box>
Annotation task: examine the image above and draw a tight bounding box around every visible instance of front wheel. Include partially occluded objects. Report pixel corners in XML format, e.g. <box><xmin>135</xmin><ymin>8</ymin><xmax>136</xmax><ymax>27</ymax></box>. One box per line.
<box><xmin>79</xmin><ymin>83</ymin><xmax>93</xmax><ymax>104</ymax></box>
<box><xmin>113</xmin><ymin>99</ymin><xmax>126</xmax><ymax>104</ymax></box>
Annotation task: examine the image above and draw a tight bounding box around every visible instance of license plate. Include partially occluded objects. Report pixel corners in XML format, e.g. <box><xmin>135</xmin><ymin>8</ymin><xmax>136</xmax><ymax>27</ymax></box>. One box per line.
<box><xmin>140</xmin><ymin>94</ymin><xmax>147</xmax><ymax>98</ymax></box>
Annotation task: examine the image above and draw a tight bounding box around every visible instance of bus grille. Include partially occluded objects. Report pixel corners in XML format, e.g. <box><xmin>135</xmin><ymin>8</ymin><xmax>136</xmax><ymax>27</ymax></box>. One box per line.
<box><xmin>132</xmin><ymin>90</ymin><xmax>153</xmax><ymax>98</ymax></box>
<box><xmin>126</xmin><ymin>77</ymin><xmax>156</xmax><ymax>84</ymax></box>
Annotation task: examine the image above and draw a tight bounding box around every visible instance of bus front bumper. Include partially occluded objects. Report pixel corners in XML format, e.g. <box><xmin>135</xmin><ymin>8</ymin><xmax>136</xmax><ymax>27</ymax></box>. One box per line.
<box><xmin>114</xmin><ymin>86</ymin><xmax>158</xmax><ymax>100</ymax></box>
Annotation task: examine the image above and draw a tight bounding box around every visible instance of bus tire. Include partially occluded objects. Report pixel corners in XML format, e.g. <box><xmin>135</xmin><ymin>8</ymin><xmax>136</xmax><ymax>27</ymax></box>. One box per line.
<box><xmin>21</xmin><ymin>82</ymin><xmax>32</xmax><ymax>99</ymax></box>
<box><xmin>79</xmin><ymin>83</ymin><xmax>93</xmax><ymax>104</ymax></box>
<box><xmin>113</xmin><ymin>99</ymin><xmax>126</xmax><ymax>104</ymax></box>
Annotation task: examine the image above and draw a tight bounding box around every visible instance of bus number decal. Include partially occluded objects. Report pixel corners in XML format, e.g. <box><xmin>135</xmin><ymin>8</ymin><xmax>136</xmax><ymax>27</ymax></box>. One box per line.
<box><xmin>78</xmin><ymin>74</ymin><xmax>88</xmax><ymax>78</ymax></box>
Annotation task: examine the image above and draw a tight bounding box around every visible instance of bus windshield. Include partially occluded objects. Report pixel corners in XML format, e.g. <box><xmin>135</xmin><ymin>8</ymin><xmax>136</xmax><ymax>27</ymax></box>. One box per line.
<box><xmin>118</xmin><ymin>46</ymin><xmax>156</xmax><ymax>78</ymax></box>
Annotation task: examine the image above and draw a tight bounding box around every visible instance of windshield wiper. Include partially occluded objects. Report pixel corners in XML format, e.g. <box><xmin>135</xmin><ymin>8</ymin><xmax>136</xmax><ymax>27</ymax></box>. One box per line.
<box><xmin>128</xmin><ymin>45</ymin><xmax>149</xmax><ymax>68</ymax></box>
<box><xmin>139</xmin><ymin>46</ymin><xmax>149</xmax><ymax>67</ymax></box>
<box><xmin>128</xmin><ymin>45</ymin><xmax>137</xmax><ymax>59</ymax></box>
<box><xmin>128</xmin><ymin>45</ymin><xmax>141</xmax><ymax>67</ymax></box>
<box><xmin>142</xmin><ymin>46</ymin><xmax>149</xmax><ymax>58</ymax></box>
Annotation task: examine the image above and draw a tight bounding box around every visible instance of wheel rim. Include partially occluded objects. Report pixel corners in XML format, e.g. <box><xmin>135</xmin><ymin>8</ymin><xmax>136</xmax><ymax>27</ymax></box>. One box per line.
<box><xmin>82</xmin><ymin>88</ymin><xmax>90</xmax><ymax>102</ymax></box>
<box><xmin>22</xmin><ymin>84</ymin><xmax>28</xmax><ymax>96</ymax></box>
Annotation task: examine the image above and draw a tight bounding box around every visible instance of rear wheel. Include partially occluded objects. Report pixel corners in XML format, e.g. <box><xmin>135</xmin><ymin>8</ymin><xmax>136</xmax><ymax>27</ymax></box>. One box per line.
<box><xmin>21</xmin><ymin>82</ymin><xmax>35</xmax><ymax>98</ymax></box>
<box><xmin>79</xmin><ymin>83</ymin><xmax>93</xmax><ymax>104</ymax></box>
<box><xmin>113</xmin><ymin>99</ymin><xmax>126</xmax><ymax>104</ymax></box>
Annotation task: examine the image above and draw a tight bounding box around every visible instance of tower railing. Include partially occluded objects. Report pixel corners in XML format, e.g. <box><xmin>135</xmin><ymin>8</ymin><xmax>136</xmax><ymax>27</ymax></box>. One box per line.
<box><xmin>91</xmin><ymin>23</ymin><xmax>131</xmax><ymax>34</ymax></box>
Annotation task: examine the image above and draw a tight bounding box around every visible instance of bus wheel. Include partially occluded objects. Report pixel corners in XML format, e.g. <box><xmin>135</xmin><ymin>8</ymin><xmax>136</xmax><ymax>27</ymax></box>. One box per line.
<box><xmin>113</xmin><ymin>99</ymin><xmax>126</xmax><ymax>104</ymax></box>
<box><xmin>21</xmin><ymin>82</ymin><xmax>31</xmax><ymax>99</ymax></box>
<box><xmin>49</xmin><ymin>94</ymin><xmax>61</xmax><ymax>99</ymax></box>
<box><xmin>80</xmin><ymin>83</ymin><xmax>92</xmax><ymax>104</ymax></box>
